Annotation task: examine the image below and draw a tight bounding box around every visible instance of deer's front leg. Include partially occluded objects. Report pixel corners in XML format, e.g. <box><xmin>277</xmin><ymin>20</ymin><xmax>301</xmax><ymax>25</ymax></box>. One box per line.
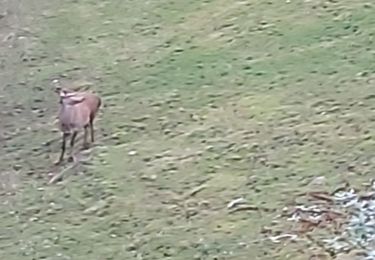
<box><xmin>55</xmin><ymin>132</ymin><xmax>69</xmax><ymax>165</ymax></box>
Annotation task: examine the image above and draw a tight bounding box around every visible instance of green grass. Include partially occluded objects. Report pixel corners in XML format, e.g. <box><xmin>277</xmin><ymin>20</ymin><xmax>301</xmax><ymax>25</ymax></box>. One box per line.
<box><xmin>1</xmin><ymin>0</ymin><xmax>375</xmax><ymax>259</ymax></box>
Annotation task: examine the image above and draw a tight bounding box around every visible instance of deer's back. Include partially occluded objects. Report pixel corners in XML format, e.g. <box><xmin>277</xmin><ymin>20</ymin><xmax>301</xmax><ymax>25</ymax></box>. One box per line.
<box><xmin>74</xmin><ymin>92</ymin><xmax>101</xmax><ymax>118</ymax></box>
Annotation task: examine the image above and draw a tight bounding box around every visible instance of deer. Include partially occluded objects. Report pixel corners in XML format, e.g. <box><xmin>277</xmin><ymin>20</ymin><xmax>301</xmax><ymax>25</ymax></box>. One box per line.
<box><xmin>54</xmin><ymin>86</ymin><xmax>102</xmax><ymax>165</ymax></box>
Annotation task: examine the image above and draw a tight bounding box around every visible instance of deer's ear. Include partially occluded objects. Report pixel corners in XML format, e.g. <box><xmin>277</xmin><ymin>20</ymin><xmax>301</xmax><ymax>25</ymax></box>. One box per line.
<box><xmin>58</xmin><ymin>87</ymin><xmax>75</xmax><ymax>96</ymax></box>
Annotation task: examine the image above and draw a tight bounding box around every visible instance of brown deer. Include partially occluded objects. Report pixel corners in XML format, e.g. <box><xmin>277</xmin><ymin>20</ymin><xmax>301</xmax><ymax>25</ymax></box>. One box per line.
<box><xmin>55</xmin><ymin>87</ymin><xmax>101</xmax><ymax>164</ymax></box>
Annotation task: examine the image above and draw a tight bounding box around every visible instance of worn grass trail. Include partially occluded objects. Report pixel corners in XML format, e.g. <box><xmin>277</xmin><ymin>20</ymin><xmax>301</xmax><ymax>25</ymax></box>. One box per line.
<box><xmin>1</xmin><ymin>0</ymin><xmax>375</xmax><ymax>259</ymax></box>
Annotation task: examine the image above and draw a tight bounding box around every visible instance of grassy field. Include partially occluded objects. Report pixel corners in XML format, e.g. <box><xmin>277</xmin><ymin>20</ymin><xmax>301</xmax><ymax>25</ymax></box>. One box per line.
<box><xmin>1</xmin><ymin>0</ymin><xmax>375</xmax><ymax>259</ymax></box>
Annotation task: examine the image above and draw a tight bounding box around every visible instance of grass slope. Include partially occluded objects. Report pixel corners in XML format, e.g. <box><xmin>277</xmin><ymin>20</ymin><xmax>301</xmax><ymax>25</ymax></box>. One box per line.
<box><xmin>1</xmin><ymin>0</ymin><xmax>375</xmax><ymax>259</ymax></box>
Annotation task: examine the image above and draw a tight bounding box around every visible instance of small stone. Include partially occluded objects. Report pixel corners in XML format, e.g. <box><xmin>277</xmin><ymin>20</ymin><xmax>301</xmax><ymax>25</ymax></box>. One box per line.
<box><xmin>131</xmin><ymin>115</ymin><xmax>150</xmax><ymax>122</ymax></box>
<box><xmin>131</xmin><ymin>122</ymin><xmax>147</xmax><ymax>130</ymax></box>
<box><xmin>309</xmin><ymin>176</ymin><xmax>326</xmax><ymax>186</ymax></box>
<box><xmin>140</xmin><ymin>174</ymin><xmax>157</xmax><ymax>181</ymax></box>
<box><xmin>126</xmin><ymin>243</ymin><xmax>137</xmax><ymax>251</ymax></box>
<box><xmin>84</xmin><ymin>200</ymin><xmax>107</xmax><ymax>214</ymax></box>
<box><xmin>12</xmin><ymin>164</ymin><xmax>22</xmax><ymax>170</ymax></box>
<box><xmin>97</xmin><ymin>210</ymin><xmax>108</xmax><ymax>217</ymax></box>
<box><xmin>46</xmin><ymin>209</ymin><xmax>55</xmax><ymax>215</ymax></box>
<box><xmin>227</xmin><ymin>197</ymin><xmax>247</xmax><ymax>209</ymax></box>
<box><xmin>364</xmin><ymin>3</ymin><xmax>372</xmax><ymax>8</ymax></box>
<box><xmin>228</xmin><ymin>154</ymin><xmax>243</xmax><ymax>161</ymax></box>
<box><xmin>163</xmin><ymin>129</ymin><xmax>172</xmax><ymax>135</ymax></box>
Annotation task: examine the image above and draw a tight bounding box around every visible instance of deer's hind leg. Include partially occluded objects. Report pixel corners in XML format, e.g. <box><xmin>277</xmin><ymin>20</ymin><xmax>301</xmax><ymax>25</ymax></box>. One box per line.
<box><xmin>89</xmin><ymin>116</ymin><xmax>95</xmax><ymax>143</ymax></box>
<box><xmin>82</xmin><ymin>125</ymin><xmax>90</xmax><ymax>150</ymax></box>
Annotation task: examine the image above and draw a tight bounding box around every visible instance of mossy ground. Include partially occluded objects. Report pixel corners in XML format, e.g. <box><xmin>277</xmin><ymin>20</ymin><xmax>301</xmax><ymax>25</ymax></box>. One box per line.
<box><xmin>1</xmin><ymin>0</ymin><xmax>375</xmax><ymax>259</ymax></box>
